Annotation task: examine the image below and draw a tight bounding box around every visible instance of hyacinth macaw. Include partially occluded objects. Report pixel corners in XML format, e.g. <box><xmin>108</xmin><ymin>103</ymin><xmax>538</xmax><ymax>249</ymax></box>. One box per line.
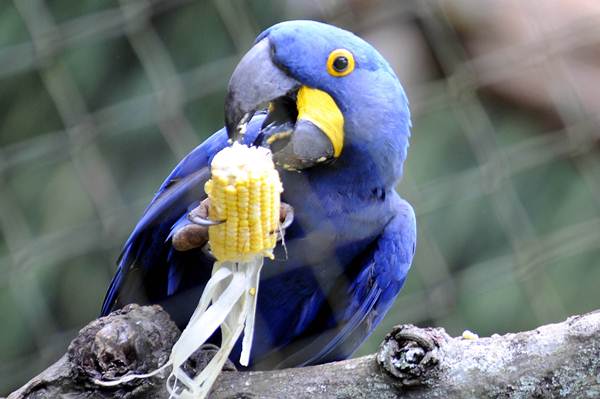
<box><xmin>101</xmin><ymin>20</ymin><xmax>416</xmax><ymax>370</ymax></box>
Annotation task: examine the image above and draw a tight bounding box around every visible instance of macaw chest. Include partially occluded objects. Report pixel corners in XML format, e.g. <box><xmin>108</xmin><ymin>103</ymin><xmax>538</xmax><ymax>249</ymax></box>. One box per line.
<box><xmin>260</xmin><ymin>190</ymin><xmax>386</xmax><ymax>281</ymax></box>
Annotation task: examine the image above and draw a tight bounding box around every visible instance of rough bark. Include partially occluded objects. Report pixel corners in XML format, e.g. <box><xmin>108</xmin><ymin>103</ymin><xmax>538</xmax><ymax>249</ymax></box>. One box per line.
<box><xmin>8</xmin><ymin>304</ymin><xmax>600</xmax><ymax>399</ymax></box>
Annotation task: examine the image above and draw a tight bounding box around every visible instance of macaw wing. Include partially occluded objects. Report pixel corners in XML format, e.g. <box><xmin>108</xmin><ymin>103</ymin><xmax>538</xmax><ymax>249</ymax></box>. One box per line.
<box><xmin>274</xmin><ymin>197</ymin><xmax>416</xmax><ymax>368</ymax></box>
<box><xmin>100</xmin><ymin>133</ymin><xmax>227</xmax><ymax>316</ymax></box>
<box><xmin>101</xmin><ymin>113</ymin><xmax>269</xmax><ymax>317</ymax></box>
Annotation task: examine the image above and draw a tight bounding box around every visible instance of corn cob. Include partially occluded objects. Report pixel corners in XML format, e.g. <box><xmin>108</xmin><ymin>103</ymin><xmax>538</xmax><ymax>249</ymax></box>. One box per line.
<box><xmin>204</xmin><ymin>142</ymin><xmax>282</xmax><ymax>261</ymax></box>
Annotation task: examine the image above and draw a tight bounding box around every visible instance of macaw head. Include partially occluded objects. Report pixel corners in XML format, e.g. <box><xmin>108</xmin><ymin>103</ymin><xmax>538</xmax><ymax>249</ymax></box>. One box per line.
<box><xmin>225</xmin><ymin>20</ymin><xmax>411</xmax><ymax>187</ymax></box>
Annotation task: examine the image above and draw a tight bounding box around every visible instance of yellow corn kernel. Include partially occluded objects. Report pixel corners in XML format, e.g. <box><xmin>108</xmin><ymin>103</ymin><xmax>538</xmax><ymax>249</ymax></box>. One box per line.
<box><xmin>206</xmin><ymin>143</ymin><xmax>283</xmax><ymax>262</ymax></box>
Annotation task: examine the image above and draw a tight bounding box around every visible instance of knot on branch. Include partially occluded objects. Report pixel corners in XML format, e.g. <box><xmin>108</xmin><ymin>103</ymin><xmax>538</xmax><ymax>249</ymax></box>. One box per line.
<box><xmin>376</xmin><ymin>324</ymin><xmax>447</xmax><ymax>387</ymax></box>
<box><xmin>68</xmin><ymin>304</ymin><xmax>180</xmax><ymax>382</ymax></box>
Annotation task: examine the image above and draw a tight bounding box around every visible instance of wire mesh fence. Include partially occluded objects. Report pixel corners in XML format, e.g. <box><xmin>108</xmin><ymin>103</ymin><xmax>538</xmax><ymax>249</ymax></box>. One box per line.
<box><xmin>2</xmin><ymin>0</ymin><xmax>600</xmax><ymax>393</ymax></box>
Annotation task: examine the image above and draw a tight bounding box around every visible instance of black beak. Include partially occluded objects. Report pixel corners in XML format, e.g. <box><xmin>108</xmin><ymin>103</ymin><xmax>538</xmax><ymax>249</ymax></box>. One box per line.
<box><xmin>225</xmin><ymin>37</ymin><xmax>338</xmax><ymax>170</ymax></box>
<box><xmin>225</xmin><ymin>38</ymin><xmax>299</xmax><ymax>141</ymax></box>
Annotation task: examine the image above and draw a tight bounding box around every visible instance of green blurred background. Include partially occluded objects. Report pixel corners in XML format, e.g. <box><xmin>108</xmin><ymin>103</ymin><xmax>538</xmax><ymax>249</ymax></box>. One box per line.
<box><xmin>2</xmin><ymin>0</ymin><xmax>600</xmax><ymax>394</ymax></box>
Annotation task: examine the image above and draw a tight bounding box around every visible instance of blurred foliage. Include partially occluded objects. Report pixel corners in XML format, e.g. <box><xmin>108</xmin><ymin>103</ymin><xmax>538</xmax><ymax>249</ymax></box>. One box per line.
<box><xmin>1</xmin><ymin>0</ymin><xmax>599</xmax><ymax>394</ymax></box>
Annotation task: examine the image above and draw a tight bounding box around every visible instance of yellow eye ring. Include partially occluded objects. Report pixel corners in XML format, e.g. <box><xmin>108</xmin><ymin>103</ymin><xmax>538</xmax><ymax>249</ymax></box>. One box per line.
<box><xmin>327</xmin><ymin>49</ymin><xmax>355</xmax><ymax>77</ymax></box>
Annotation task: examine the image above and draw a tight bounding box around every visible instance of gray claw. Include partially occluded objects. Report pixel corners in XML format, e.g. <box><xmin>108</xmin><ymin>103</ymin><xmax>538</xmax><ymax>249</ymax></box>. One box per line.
<box><xmin>280</xmin><ymin>203</ymin><xmax>294</xmax><ymax>230</ymax></box>
<box><xmin>188</xmin><ymin>214</ymin><xmax>224</xmax><ymax>226</ymax></box>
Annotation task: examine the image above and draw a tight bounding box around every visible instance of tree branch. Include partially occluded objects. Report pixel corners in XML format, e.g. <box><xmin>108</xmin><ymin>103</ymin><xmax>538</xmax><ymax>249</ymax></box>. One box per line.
<box><xmin>8</xmin><ymin>304</ymin><xmax>600</xmax><ymax>398</ymax></box>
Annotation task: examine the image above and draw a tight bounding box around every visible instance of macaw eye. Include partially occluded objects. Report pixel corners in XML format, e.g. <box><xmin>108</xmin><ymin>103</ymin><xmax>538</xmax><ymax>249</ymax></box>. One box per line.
<box><xmin>327</xmin><ymin>49</ymin><xmax>355</xmax><ymax>77</ymax></box>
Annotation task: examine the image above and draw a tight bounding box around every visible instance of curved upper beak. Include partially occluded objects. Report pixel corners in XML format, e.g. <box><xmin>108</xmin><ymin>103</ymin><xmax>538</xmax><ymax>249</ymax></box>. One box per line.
<box><xmin>225</xmin><ymin>38</ymin><xmax>299</xmax><ymax>141</ymax></box>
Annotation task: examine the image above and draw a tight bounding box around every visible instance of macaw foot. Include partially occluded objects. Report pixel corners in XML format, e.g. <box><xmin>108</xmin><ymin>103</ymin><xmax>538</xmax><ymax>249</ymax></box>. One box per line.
<box><xmin>278</xmin><ymin>202</ymin><xmax>294</xmax><ymax>240</ymax></box>
<box><xmin>182</xmin><ymin>343</ymin><xmax>237</xmax><ymax>377</ymax></box>
<box><xmin>376</xmin><ymin>324</ymin><xmax>447</xmax><ymax>387</ymax></box>
<box><xmin>171</xmin><ymin>199</ymin><xmax>213</xmax><ymax>252</ymax></box>
<box><xmin>172</xmin><ymin>199</ymin><xmax>294</xmax><ymax>252</ymax></box>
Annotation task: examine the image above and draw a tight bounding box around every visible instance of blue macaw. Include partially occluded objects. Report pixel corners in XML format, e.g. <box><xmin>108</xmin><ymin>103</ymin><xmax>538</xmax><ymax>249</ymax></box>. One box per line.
<box><xmin>101</xmin><ymin>20</ymin><xmax>416</xmax><ymax>370</ymax></box>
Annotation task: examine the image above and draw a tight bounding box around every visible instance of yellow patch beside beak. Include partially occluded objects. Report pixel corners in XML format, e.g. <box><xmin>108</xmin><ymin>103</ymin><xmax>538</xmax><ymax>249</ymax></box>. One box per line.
<box><xmin>296</xmin><ymin>86</ymin><xmax>344</xmax><ymax>158</ymax></box>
